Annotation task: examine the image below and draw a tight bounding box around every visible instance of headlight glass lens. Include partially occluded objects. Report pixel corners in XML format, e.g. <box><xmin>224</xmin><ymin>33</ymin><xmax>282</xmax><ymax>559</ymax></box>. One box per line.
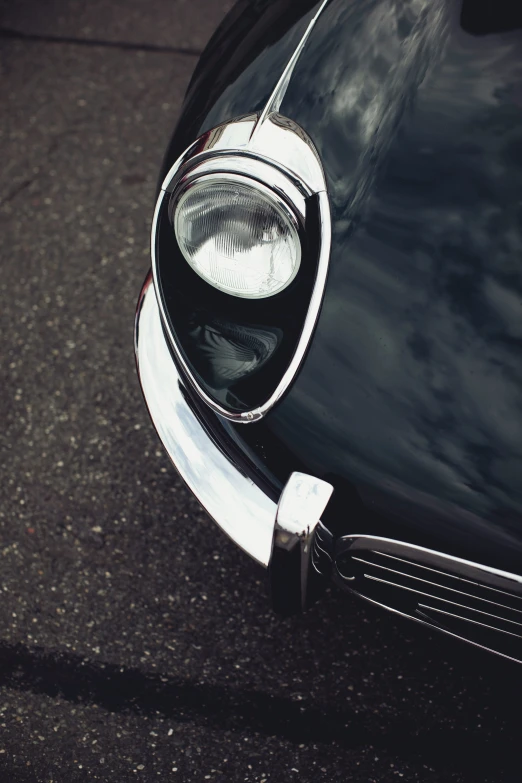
<box><xmin>173</xmin><ymin>176</ymin><xmax>301</xmax><ymax>299</ymax></box>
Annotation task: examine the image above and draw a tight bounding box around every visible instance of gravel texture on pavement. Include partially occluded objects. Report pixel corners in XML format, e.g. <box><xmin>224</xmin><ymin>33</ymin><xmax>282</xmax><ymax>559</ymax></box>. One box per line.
<box><xmin>1</xmin><ymin>2</ymin><xmax>522</xmax><ymax>782</ymax></box>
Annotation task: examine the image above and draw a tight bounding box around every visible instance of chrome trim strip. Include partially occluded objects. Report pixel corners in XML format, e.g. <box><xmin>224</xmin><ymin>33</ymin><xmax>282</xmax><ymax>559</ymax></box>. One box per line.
<box><xmin>252</xmin><ymin>0</ymin><xmax>330</xmax><ymax>135</ymax></box>
<box><xmin>135</xmin><ymin>273</ymin><xmax>277</xmax><ymax>566</ymax></box>
<box><xmin>349</xmin><ymin>589</ymin><xmax>522</xmax><ymax>667</ymax></box>
<box><xmin>362</xmin><ymin>573</ymin><xmax>522</xmax><ymax>630</ymax></box>
<box><xmin>351</xmin><ymin>555</ymin><xmax>522</xmax><ymax>616</ymax></box>
<box><xmin>254</xmin><ymin>0</ymin><xmax>331</xmax><ymax>131</ymax></box>
<box><xmin>371</xmin><ymin>550</ymin><xmax>522</xmax><ymax>603</ymax></box>
<box><xmin>168</xmin><ymin>154</ymin><xmax>309</xmax><ymax>211</ymax></box>
<box><xmin>335</xmin><ymin>534</ymin><xmax>522</xmax><ymax>663</ymax></box>
<box><xmin>335</xmin><ymin>535</ymin><xmax>522</xmax><ymax>594</ymax></box>
<box><xmin>417</xmin><ymin>603</ymin><xmax>522</xmax><ymax>640</ymax></box>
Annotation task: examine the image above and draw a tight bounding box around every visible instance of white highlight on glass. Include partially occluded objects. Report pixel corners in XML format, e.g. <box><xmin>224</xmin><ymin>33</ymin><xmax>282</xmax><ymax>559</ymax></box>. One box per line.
<box><xmin>174</xmin><ymin>176</ymin><xmax>301</xmax><ymax>299</ymax></box>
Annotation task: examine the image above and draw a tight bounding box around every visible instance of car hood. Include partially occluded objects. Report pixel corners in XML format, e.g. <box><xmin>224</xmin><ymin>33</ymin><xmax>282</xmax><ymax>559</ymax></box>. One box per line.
<box><xmin>259</xmin><ymin>0</ymin><xmax>522</xmax><ymax>571</ymax></box>
<box><xmin>162</xmin><ymin>0</ymin><xmax>522</xmax><ymax>572</ymax></box>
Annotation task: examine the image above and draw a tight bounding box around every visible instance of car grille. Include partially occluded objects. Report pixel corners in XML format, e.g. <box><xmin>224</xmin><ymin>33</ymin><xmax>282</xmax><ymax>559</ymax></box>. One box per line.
<box><xmin>335</xmin><ymin>535</ymin><xmax>522</xmax><ymax>663</ymax></box>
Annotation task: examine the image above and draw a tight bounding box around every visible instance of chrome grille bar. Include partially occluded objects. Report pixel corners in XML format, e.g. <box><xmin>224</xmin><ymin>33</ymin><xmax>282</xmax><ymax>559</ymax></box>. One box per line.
<box><xmin>334</xmin><ymin>534</ymin><xmax>522</xmax><ymax>664</ymax></box>
<box><xmin>372</xmin><ymin>550</ymin><xmax>522</xmax><ymax>606</ymax></box>
<box><xmin>363</xmin><ymin>573</ymin><xmax>522</xmax><ymax>636</ymax></box>
<box><xmin>418</xmin><ymin>604</ymin><xmax>522</xmax><ymax>641</ymax></box>
<box><xmin>351</xmin><ymin>555</ymin><xmax>522</xmax><ymax>618</ymax></box>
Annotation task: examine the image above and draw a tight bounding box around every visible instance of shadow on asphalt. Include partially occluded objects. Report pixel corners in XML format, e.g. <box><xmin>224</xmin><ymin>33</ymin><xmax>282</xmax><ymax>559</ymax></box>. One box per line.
<box><xmin>0</xmin><ymin>639</ymin><xmax>520</xmax><ymax>780</ymax></box>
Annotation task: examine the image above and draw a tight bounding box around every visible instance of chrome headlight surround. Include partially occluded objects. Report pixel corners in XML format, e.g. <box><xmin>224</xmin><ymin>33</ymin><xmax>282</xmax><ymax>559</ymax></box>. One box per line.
<box><xmin>151</xmin><ymin>112</ymin><xmax>331</xmax><ymax>423</ymax></box>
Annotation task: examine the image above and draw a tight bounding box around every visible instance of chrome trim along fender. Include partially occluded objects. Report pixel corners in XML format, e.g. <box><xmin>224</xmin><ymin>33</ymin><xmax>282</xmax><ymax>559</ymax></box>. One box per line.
<box><xmin>135</xmin><ymin>273</ymin><xmax>277</xmax><ymax>566</ymax></box>
<box><xmin>254</xmin><ymin>0</ymin><xmax>331</xmax><ymax>131</ymax></box>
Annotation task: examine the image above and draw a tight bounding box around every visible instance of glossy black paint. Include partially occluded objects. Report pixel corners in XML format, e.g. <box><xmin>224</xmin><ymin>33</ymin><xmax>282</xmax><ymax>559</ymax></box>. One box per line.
<box><xmin>158</xmin><ymin>0</ymin><xmax>324</xmax><ymax>190</ymax></box>
<box><xmin>160</xmin><ymin>0</ymin><xmax>522</xmax><ymax>573</ymax></box>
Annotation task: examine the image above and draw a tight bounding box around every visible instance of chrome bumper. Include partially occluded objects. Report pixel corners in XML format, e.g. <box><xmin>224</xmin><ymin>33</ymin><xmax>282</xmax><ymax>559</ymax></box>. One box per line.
<box><xmin>135</xmin><ymin>272</ymin><xmax>336</xmax><ymax>612</ymax></box>
<box><xmin>135</xmin><ymin>273</ymin><xmax>278</xmax><ymax>567</ymax></box>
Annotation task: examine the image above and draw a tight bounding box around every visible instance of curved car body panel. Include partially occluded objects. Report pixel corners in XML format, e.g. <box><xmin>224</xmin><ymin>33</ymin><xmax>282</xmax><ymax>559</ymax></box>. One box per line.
<box><xmin>268</xmin><ymin>0</ymin><xmax>522</xmax><ymax>573</ymax></box>
<box><xmin>157</xmin><ymin>0</ymin><xmax>522</xmax><ymax>574</ymax></box>
<box><xmin>158</xmin><ymin>0</ymin><xmax>324</xmax><ymax>188</ymax></box>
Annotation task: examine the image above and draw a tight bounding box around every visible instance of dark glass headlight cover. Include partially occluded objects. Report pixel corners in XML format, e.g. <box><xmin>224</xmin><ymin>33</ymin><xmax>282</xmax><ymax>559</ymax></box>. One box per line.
<box><xmin>156</xmin><ymin>183</ymin><xmax>321</xmax><ymax>414</ymax></box>
<box><xmin>152</xmin><ymin>113</ymin><xmax>331</xmax><ymax>421</ymax></box>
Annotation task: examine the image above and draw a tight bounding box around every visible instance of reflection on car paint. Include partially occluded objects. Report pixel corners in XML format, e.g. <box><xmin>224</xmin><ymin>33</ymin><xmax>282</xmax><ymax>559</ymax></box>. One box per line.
<box><xmin>157</xmin><ymin>0</ymin><xmax>522</xmax><ymax>575</ymax></box>
<box><xmin>265</xmin><ymin>0</ymin><xmax>522</xmax><ymax>572</ymax></box>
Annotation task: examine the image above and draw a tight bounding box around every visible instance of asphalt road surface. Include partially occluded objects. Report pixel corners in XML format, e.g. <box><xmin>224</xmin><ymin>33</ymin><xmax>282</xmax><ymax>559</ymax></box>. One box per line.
<box><xmin>1</xmin><ymin>2</ymin><xmax>522</xmax><ymax>782</ymax></box>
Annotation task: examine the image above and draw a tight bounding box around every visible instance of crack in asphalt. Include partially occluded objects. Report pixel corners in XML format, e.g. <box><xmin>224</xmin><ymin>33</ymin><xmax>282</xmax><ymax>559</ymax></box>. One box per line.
<box><xmin>0</xmin><ymin>26</ymin><xmax>203</xmax><ymax>57</ymax></box>
<box><xmin>0</xmin><ymin>177</ymin><xmax>34</xmax><ymax>209</ymax></box>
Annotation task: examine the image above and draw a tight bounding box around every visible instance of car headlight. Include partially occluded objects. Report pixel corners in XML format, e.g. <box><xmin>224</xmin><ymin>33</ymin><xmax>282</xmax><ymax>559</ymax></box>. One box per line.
<box><xmin>173</xmin><ymin>173</ymin><xmax>301</xmax><ymax>299</ymax></box>
<box><xmin>152</xmin><ymin>112</ymin><xmax>330</xmax><ymax>421</ymax></box>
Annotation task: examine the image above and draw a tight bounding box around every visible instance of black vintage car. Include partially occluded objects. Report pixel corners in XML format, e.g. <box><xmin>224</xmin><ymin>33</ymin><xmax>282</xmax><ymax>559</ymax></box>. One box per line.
<box><xmin>135</xmin><ymin>0</ymin><xmax>522</xmax><ymax>663</ymax></box>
